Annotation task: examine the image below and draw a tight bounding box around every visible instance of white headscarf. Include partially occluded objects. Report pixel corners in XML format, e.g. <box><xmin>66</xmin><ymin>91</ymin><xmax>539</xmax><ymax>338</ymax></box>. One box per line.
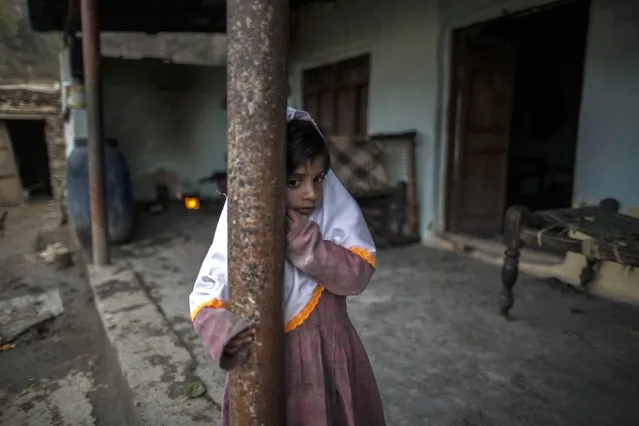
<box><xmin>189</xmin><ymin>108</ymin><xmax>376</xmax><ymax>332</ymax></box>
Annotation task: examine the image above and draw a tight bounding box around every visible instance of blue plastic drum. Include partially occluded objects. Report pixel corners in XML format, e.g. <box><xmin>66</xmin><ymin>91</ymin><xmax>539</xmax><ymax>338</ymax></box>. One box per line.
<box><xmin>67</xmin><ymin>139</ymin><xmax>134</xmax><ymax>248</ymax></box>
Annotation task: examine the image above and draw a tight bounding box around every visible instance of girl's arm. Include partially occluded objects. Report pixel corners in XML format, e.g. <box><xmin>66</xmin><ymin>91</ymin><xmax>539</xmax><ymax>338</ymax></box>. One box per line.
<box><xmin>193</xmin><ymin>306</ymin><xmax>252</xmax><ymax>371</ymax></box>
<box><xmin>286</xmin><ymin>219</ymin><xmax>375</xmax><ymax>296</ymax></box>
<box><xmin>190</xmin><ymin>201</ymin><xmax>253</xmax><ymax>370</ymax></box>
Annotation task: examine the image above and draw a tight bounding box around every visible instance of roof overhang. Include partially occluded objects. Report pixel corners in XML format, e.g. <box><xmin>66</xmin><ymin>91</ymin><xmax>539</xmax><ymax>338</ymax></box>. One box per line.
<box><xmin>28</xmin><ymin>0</ymin><xmax>328</xmax><ymax>34</ymax></box>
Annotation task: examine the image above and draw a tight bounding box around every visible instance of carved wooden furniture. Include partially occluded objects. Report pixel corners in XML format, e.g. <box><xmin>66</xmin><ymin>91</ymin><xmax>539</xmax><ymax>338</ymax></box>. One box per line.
<box><xmin>500</xmin><ymin>198</ymin><xmax>639</xmax><ymax>316</ymax></box>
<box><xmin>328</xmin><ymin>131</ymin><xmax>420</xmax><ymax>248</ymax></box>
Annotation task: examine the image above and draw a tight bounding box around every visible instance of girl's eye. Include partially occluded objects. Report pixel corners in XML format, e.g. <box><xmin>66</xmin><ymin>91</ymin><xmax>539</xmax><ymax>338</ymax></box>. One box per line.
<box><xmin>287</xmin><ymin>178</ymin><xmax>301</xmax><ymax>188</ymax></box>
<box><xmin>313</xmin><ymin>174</ymin><xmax>325</xmax><ymax>184</ymax></box>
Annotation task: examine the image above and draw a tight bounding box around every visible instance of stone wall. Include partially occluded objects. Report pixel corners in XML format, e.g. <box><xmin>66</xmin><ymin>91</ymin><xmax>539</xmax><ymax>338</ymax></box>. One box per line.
<box><xmin>0</xmin><ymin>84</ymin><xmax>67</xmax><ymax>221</ymax></box>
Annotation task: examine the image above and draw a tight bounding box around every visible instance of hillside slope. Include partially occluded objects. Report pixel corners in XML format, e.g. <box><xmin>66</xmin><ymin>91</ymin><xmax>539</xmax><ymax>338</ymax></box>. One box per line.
<box><xmin>0</xmin><ymin>0</ymin><xmax>62</xmax><ymax>81</ymax></box>
<box><xmin>1</xmin><ymin>0</ymin><xmax>226</xmax><ymax>83</ymax></box>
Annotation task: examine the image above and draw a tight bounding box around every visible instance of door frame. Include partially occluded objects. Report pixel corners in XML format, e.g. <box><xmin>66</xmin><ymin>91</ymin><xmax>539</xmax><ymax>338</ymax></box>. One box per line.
<box><xmin>0</xmin><ymin>113</ymin><xmax>51</xmax><ymax>206</ymax></box>
<box><xmin>0</xmin><ymin>118</ymin><xmax>25</xmax><ymax>205</ymax></box>
<box><xmin>443</xmin><ymin>30</ymin><xmax>468</xmax><ymax>234</ymax></box>
<box><xmin>438</xmin><ymin>0</ymin><xmax>584</xmax><ymax>233</ymax></box>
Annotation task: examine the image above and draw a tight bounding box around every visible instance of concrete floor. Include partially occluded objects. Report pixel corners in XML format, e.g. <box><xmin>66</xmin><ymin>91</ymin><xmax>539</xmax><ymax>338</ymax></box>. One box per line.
<box><xmin>0</xmin><ymin>202</ymin><xmax>128</xmax><ymax>426</ymax></box>
<box><xmin>119</xmin><ymin>207</ymin><xmax>639</xmax><ymax>426</ymax></box>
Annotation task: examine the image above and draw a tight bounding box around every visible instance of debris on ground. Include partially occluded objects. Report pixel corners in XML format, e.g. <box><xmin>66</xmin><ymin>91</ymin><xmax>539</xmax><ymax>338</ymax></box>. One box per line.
<box><xmin>187</xmin><ymin>379</ymin><xmax>207</xmax><ymax>399</ymax></box>
<box><xmin>40</xmin><ymin>242</ymin><xmax>73</xmax><ymax>270</ymax></box>
<box><xmin>0</xmin><ymin>288</ymin><xmax>64</xmax><ymax>345</ymax></box>
<box><xmin>0</xmin><ymin>343</ymin><xmax>14</xmax><ymax>352</ymax></box>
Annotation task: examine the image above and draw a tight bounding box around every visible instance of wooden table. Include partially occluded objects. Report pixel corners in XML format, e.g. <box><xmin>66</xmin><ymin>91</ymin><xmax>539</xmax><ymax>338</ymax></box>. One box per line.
<box><xmin>499</xmin><ymin>199</ymin><xmax>639</xmax><ymax>316</ymax></box>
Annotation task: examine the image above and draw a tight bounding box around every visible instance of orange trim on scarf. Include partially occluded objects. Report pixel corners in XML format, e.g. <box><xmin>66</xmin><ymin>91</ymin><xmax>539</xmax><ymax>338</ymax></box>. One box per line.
<box><xmin>191</xmin><ymin>297</ymin><xmax>226</xmax><ymax>322</ymax></box>
<box><xmin>190</xmin><ymin>247</ymin><xmax>376</xmax><ymax>332</ymax></box>
<box><xmin>284</xmin><ymin>285</ymin><xmax>325</xmax><ymax>332</ymax></box>
<box><xmin>348</xmin><ymin>246</ymin><xmax>376</xmax><ymax>268</ymax></box>
<box><xmin>283</xmin><ymin>246</ymin><xmax>375</xmax><ymax>332</ymax></box>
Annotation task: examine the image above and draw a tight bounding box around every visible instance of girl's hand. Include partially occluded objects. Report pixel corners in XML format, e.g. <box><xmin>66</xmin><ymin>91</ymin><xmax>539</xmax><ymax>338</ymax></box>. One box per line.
<box><xmin>287</xmin><ymin>209</ymin><xmax>304</xmax><ymax>233</ymax></box>
<box><xmin>223</xmin><ymin>327</ymin><xmax>255</xmax><ymax>355</ymax></box>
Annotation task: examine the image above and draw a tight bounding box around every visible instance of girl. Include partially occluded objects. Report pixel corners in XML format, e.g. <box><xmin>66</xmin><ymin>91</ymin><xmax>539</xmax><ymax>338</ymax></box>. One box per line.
<box><xmin>189</xmin><ymin>107</ymin><xmax>386</xmax><ymax>426</ymax></box>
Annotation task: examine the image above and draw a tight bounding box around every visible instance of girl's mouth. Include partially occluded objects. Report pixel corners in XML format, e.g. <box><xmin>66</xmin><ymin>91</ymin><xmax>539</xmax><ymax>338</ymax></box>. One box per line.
<box><xmin>296</xmin><ymin>207</ymin><xmax>314</xmax><ymax>216</ymax></box>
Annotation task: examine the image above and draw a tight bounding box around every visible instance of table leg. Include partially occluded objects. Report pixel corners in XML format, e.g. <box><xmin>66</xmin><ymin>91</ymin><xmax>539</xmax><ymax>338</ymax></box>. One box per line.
<box><xmin>500</xmin><ymin>205</ymin><xmax>529</xmax><ymax>317</ymax></box>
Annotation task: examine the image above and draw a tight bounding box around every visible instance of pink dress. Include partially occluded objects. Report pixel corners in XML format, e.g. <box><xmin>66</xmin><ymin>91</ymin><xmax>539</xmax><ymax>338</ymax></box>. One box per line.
<box><xmin>193</xmin><ymin>219</ymin><xmax>386</xmax><ymax>426</ymax></box>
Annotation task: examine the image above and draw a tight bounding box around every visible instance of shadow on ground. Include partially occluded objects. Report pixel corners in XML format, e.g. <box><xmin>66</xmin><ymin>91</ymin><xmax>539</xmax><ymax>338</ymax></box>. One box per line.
<box><xmin>120</xmin><ymin>207</ymin><xmax>639</xmax><ymax>426</ymax></box>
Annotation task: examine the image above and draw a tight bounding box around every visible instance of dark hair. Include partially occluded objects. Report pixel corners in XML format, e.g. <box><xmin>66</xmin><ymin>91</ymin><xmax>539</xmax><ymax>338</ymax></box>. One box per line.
<box><xmin>286</xmin><ymin>119</ymin><xmax>331</xmax><ymax>175</ymax></box>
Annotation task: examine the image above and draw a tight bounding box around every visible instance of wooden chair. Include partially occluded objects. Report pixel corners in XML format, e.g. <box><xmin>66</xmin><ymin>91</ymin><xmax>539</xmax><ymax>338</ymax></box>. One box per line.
<box><xmin>328</xmin><ymin>132</ymin><xmax>419</xmax><ymax>247</ymax></box>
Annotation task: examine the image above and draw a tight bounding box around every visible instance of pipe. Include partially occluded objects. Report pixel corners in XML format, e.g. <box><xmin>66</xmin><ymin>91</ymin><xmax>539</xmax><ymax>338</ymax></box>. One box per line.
<box><xmin>226</xmin><ymin>0</ymin><xmax>289</xmax><ymax>422</ymax></box>
<box><xmin>80</xmin><ymin>0</ymin><xmax>109</xmax><ymax>265</ymax></box>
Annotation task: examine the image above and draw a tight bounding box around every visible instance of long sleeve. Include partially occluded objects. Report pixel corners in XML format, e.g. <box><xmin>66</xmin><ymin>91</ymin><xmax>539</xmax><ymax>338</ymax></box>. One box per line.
<box><xmin>286</xmin><ymin>219</ymin><xmax>375</xmax><ymax>296</ymax></box>
<box><xmin>193</xmin><ymin>307</ymin><xmax>252</xmax><ymax>371</ymax></box>
<box><xmin>189</xmin><ymin>201</ymin><xmax>254</xmax><ymax>370</ymax></box>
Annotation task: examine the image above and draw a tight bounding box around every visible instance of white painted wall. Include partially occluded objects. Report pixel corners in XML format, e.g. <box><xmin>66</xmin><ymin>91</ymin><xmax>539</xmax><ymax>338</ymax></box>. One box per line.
<box><xmin>289</xmin><ymin>0</ymin><xmax>439</xmax><ymax>237</ymax></box>
<box><xmin>291</xmin><ymin>0</ymin><xmax>639</xmax><ymax>238</ymax></box>
<box><xmin>58</xmin><ymin>46</ymin><xmax>88</xmax><ymax>157</ymax></box>
<box><xmin>58</xmin><ymin>47</ymin><xmax>74</xmax><ymax>157</ymax></box>
<box><xmin>573</xmin><ymin>0</ymin><xmax>639</xmax><ymax>211</ymax></box>
<box><xmin>288</xmin><ymin>0</ymin><xmax>567</xmax><ymax>237</ymax></box>
<box><xmin>102</xmin><ymin>59</ymin><xmax>227</xmax><ymax>201</ymax></box>
<box><xmin>440</xmin><ymin>0</ymin><xmax>639</xmax><ymax>213</ymax></box>
<box><xmin>59</xmin><ymin>0</ymin><xmax>639</xmax><ymax>231</ymax></box>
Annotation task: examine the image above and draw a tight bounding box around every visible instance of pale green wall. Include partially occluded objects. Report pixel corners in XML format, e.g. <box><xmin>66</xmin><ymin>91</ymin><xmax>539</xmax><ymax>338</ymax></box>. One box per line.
<box><xmin>290</xmin><ymin>0</ymin><xmax>639</xmax><ymax>238</ymax></box>
<box><xmin>289</xmin><ymin>0</ymin><xmax>440</xmax><ymax>237</ymax></box>
<box><xmin>62</xmin><ymin>0</ymin><xmax>639</xmax><ymax>231</ymax></box>
<box><xmin>573</xmin><ymin>0</ymin><xmax>639</xmax><ymax>211</ymax></box>
<box><xmin>102</xmin><ymin>59</ymin><xmax>228</xmax><ymax>201</ymax></box>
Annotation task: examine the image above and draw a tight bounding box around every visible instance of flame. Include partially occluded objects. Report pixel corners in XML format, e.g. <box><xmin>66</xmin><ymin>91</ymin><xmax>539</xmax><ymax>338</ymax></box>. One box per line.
<box><xmin>184</xmin><ymin>197</ymin><xmax>200</xmax><ymax>210</ymax></box>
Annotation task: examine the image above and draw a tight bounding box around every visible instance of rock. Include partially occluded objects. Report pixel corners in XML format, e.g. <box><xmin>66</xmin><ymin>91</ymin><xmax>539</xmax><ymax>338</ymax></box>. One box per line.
<box><xmin>0</xmin><ymin>288</ymin><xmax>64</xmax><ymax>345</ymax></box>
<box><xmin>40</xmin><ymin>242</ymin><xmax>73</xmax><ymax>270</ymax></box>
<box><xmin>186</xmin><ymin>380</ymin><xmax>207</xmax><ymax>399</ymax></box>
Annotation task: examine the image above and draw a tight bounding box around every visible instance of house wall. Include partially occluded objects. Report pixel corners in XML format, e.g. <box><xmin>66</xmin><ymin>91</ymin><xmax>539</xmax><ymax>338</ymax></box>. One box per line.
<box><xmin>59</xmin><ymin>47</ymin><xmax>83</xmax><ymax>157</ymax></box>
<box><xmin>573</xmin><ymin>0</ymin><xmax>639</xmax><ymax>211</ymax></box>
<box><xmin>101</xmin><ymin>59</ymin><xmax>228</xmax><ymax>201</ymax></box>
<box><xmin>440</xmin><ymin>0</ymin><xmax>639</xmax><ymax>213</ymax></box>
<box><xmin>288</xmin><ymin>0</ymin><xmax>569</xmax><ymax>238</ymax></box>
<box><xmin>289</xmin><ymin>0</ymin><xmax>440</xmax><ymax>238</ymax></box>
<box><xmin>291</xmin><ymin>0</ymin><xmax>639</xmax><ymax>239</ymax></box>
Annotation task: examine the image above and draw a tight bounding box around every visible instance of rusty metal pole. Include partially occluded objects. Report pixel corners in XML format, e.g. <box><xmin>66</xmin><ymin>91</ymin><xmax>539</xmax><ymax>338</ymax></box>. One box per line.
<box><xmin>226</xmin><ymin>0</ymin><xmax>289</xmax><ymax>422</ymax></box>
<box><xmin>80</xmin><ymin>0</ymin><xmax>109</xmax><ymax>265</ymax></box>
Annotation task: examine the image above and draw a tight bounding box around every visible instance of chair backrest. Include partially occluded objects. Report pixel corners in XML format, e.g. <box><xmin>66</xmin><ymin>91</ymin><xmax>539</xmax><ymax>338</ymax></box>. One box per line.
<box><xmin>327</xmin><ymin>135</ymin><xmax>389</xmax><ymax>195</ymax></box>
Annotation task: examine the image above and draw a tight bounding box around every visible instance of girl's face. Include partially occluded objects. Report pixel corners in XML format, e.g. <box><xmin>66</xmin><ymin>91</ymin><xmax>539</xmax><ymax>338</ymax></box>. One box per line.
<box><xmin>286</xmin><ymin>155</ymin><xmax>326</xmax><ymax>217</ymax></box>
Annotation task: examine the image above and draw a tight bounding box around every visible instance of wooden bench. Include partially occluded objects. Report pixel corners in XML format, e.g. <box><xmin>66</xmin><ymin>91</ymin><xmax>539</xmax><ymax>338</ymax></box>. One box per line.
<box><xmin>500</xmin><ymin>198</ymin><xmax>639</xmax><ymax>316</ymax></box>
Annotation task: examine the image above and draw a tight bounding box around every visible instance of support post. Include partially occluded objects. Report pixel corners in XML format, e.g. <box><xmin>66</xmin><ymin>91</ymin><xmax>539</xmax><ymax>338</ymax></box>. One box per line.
<box><xmin>226</xmin><ymin>0</ymin><xmax>289</xmax><ymax>423</ymax></box>
<box><xmin>80</xmin><ymin>0</ymin><xmax>109</xmax><ymax>265</ymax></box>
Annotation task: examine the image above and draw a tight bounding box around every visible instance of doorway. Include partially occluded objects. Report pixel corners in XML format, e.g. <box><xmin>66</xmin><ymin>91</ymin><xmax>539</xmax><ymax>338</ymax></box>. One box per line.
<box><xmin>445</xmin><ymin>0</ymin><xmax>590</xmax><ymax>238</ymax></box>
<box><xmin>3</xmin><ymin>119</ymin><xmax>52</xmax><ymax>202</ymax></box>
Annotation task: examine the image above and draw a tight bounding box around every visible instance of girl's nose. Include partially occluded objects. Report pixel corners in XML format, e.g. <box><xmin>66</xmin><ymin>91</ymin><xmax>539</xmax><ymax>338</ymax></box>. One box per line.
<box><xmin>304</xmin><ymin>184</ymin><xmax>317</xmax><ymax>201</ymax></box>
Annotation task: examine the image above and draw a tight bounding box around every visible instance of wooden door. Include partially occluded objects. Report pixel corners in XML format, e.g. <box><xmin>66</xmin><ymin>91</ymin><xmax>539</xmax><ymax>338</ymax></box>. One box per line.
<box><xmin>302</xmin><ymin>55</ymin><xmax>370</xmax><ymax>137</ymax></box>
<box><xmin>445</xmin><ymin>33</ymin><xmax>515</xmax><ymax>236</ymax></box>
<box><xmin>0</xmin><ymin>120</ymin><xmax>24</xmax><ymax>205</ymax></box>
